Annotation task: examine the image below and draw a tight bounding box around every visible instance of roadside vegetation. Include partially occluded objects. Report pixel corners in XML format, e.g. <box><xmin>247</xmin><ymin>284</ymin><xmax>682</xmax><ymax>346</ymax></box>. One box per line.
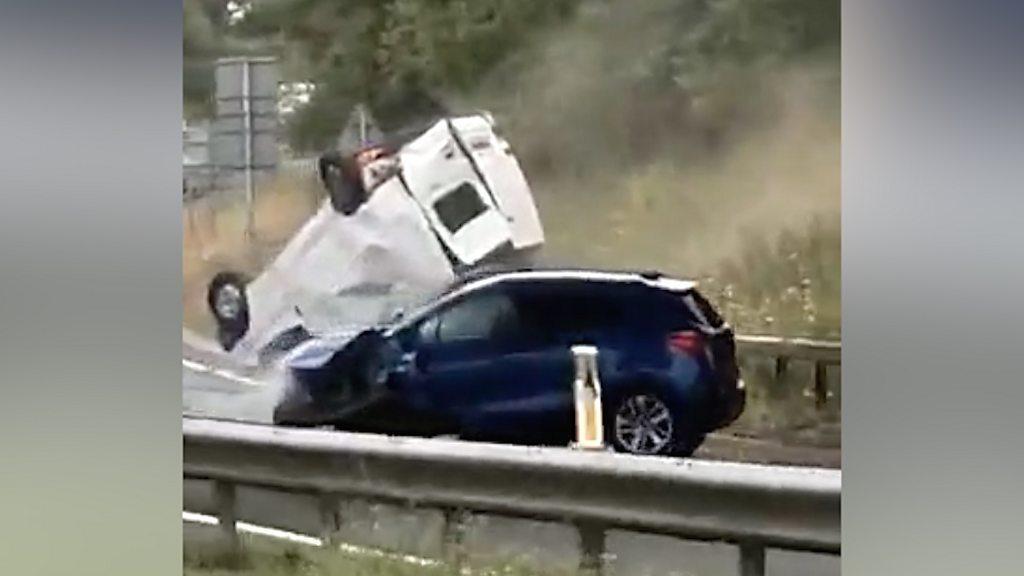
<box><xmin>185</xmin><ymin>538</ymin><xmax>575</xmax><ymax>576</ymax></box>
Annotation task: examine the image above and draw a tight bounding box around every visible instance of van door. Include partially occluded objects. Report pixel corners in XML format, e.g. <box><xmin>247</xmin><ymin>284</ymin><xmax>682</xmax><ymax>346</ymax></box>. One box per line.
<box><xmin>449</xmin><ymin>115</ymin><xmax>545</xmax><ymax>250</ymax></box>
<box><xmin>398</xmin><ymin>120</ymin><xmax>513</xmax><ymax>265</ymax></box>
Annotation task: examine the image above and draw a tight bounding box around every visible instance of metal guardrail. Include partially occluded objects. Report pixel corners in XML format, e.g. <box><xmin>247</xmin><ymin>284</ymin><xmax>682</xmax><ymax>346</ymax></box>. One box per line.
<box><xmin>183</xmin><ymin>416</ymin><xmax>840</xmax><ymax>576</ymax></box>
<box><xmin>735</xmin><ymin>335</ymin><xmax>841</xmax><ymax>363</ymax></box>
<box><xmin>735</xmin><ymin>335</ymin><xmax>841</xmax><ymax>409</ymax></box>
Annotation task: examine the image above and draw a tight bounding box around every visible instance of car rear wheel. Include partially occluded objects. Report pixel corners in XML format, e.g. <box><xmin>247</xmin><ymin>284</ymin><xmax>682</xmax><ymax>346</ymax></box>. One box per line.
<box><xmin>610</xmin><ymin>393</ymin><xmax>676</xmax><ymax>456</ymax></box>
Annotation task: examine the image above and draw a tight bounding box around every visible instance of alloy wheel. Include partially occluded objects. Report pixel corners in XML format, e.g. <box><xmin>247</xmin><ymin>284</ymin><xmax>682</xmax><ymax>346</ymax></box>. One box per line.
<box><xmin>613</xmin><ymin>394</ymin><xmax>674</xmax><ymax>455</ymax></box>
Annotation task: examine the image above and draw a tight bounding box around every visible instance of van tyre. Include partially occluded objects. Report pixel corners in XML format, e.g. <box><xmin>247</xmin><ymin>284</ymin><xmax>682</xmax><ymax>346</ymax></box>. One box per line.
<box><xmin>319</xmin><ymin>153</ymin><xmax>367</xmax><ymax>215</ymax></box>
<box><xmin>207</xmin><ymin>271</ymin><xmax>250</xmax><ymax>351</ymax></box>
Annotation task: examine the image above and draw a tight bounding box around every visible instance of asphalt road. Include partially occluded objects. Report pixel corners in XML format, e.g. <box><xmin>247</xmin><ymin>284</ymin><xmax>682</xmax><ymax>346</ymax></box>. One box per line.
<box><xmin>182</xmin><ymin>362</ymin><xmax>281</xmax><ymax>422</ymax></box>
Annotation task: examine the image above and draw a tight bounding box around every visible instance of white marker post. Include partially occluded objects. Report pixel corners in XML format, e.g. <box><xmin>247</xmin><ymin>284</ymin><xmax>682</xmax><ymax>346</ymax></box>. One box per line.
<box><xmin>571</xmin><ymin>345</ymin><xmax>604</xmax><ymax>450</ymax></box>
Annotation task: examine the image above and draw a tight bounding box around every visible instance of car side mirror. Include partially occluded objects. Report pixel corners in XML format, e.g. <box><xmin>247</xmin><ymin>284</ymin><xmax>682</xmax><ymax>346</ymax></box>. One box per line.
<box><xmin>397</xmin><ymin>319</ymin><xmax>426</xmax><ymax>349</ymax></box>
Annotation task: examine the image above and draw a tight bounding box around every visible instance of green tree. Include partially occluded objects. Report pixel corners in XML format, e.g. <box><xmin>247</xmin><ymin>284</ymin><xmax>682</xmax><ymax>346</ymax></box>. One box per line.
<box><xmin>232</xmin><ymin>0</ymin><xmax>579</xmax><ymax>151</ymax></box>
<box><xmin>183</xmin><ymin>0</ymin><xmax>273</xmax><ymax>119</ymax></box>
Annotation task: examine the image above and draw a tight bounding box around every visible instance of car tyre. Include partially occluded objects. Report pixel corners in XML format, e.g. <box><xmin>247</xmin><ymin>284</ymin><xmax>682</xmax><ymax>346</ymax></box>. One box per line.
<box><xmin>319</xmin><ymin>154</ymin><xmax>367</xmax><ymax>215</ymax></box>
<box><xmin>606</xmin><ymin>389</ymin><xmax>698</xmax><ymax>457</ymax></box>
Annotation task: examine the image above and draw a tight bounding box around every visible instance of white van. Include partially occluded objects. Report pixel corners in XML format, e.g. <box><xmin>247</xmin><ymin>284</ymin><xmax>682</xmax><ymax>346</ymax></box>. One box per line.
<box><xmin>206</xmin><ymin>113</ymin><xmax>544</xmax><ymax>366</ymax></box>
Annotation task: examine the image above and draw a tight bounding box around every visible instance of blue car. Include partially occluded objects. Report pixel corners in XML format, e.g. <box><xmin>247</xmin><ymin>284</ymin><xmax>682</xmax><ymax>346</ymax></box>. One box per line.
<box><xmin>273</xmin><ymin>269</ymin><xmax>745</xmax><ymax>456</ymax></box>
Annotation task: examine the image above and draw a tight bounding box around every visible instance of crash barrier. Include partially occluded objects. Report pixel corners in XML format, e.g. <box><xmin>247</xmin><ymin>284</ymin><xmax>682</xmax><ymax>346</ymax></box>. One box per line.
<box><xmin>734</xmin><ymin>335</ymin><xmax>841</xmax><ymax>410</ymax></box>
<box><xmin>184</xmin><ymin>416</ymin><xmax>840</xmax><ymax>576</ymax></box>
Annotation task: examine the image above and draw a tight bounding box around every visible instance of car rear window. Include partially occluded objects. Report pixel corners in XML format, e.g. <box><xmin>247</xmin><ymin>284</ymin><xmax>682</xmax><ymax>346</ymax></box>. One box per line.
<box><xmin>650</xmin><ymin>287</ymin><xmax>725</xmax><ymax>330</ymax></box>
<box><xmin>434</xmin><ymin>182</ymin><xmax>487</xmax><ymax>234</ymax></box>
<box><xmin>682</xmin><ymin>289</ymin><xmax>724</xmax><ymax>328</ymax></box>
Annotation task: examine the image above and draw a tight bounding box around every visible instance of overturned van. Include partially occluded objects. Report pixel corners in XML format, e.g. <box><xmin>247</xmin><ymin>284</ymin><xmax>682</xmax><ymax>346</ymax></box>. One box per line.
<box><xmin>206</xmin><ymin>113</ymin><xmax>545</xmax><ymax>366</ymax></box>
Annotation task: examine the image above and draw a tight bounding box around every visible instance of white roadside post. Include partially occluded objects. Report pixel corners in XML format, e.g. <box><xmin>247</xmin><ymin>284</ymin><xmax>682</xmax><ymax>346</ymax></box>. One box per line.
<box><xmin>571</xmin><ymin>345</ymin><xmax>604</xmax><ymax>450</ymax></box>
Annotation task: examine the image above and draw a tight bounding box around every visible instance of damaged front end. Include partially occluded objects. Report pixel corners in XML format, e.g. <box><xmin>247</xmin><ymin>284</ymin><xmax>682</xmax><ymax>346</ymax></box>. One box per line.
<box><xmin>271</xmin><ymin>329</ymin><xmax>393</xmax><ymax>427</ymax></box>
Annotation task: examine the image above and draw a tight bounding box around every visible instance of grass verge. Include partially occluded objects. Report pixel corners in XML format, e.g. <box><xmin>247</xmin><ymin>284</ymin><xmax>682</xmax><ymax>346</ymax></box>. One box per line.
<box><xmin>184</xmin><ymin>534</ymin><xmax>577</xmax><ymax>576</ymax></box>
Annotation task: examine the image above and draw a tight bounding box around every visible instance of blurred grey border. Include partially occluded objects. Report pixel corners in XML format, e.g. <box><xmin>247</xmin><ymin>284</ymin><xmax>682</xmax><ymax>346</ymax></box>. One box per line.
<box><xmin>0</xmin><ymin>1</ymin><xmax>1022</xmax><ymax>575</ymax></box>
<box><xmin>0</xmin><ymin>1</ymin><xmax>182</xmax><ymax>575</ymax></box>
<box><xmin>844</xmin><ymin>1</ymin><xmax>1024</xmax><ymax>574</ymax></box>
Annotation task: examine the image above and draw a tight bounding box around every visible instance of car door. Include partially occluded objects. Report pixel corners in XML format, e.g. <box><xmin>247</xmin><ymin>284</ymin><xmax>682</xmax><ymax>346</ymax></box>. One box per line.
<box><xmin>408</xmin><ymin>287</ymin><xmax>519</xmax><ymax>432</ymax></box>
<box><xmin>427</xmin><ymin>281</ymin><xmax>622</xmax><ymax>444</ymax></box>
<box><xmin>496</xmin><ymin>282</ymin><xmax>634</xmax><ymax>441</ymax></box>
<box><xmin>475</xmin><ymin>283</ymin><xmax>581</xmax><ymax>442</ymax></box>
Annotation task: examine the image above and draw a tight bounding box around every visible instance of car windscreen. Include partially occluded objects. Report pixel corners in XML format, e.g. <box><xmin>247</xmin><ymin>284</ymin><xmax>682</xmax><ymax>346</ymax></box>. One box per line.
<box><xmin>434</xmin><ymin>182</ymin><xmax>487</xmax><ymax>234</ymax></box>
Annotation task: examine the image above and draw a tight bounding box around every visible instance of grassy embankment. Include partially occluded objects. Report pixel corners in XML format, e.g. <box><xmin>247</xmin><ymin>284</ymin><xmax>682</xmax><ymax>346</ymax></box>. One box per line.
<box><xmin>185</xmin><ymin>533</ymin><xmax>574</xmax><ymax>576</ymax></box>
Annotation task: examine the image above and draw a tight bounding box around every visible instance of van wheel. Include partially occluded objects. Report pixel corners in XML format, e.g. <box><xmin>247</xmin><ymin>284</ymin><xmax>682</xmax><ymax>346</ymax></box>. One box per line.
<box><xmin>207</xmin><ymin>271</ymin><xmax>250</xmax><ymax>351</ymax></box>
<box><xmin>321</xmin><ymin>157</ymin><xmax>366</xmax><ymax>215</ymax></box>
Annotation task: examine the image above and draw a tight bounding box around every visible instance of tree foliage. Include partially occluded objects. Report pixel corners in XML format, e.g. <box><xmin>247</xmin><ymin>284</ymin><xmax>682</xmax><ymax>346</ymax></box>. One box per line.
<box><xmin>183</xmin><ymin>0</ymin><xmax>839</xmax><ymax>151</ymax></box>
<box><xmin>227</xmin><ymin>0</ymin><xmax>578</xmax><ymax>150</ymax></box>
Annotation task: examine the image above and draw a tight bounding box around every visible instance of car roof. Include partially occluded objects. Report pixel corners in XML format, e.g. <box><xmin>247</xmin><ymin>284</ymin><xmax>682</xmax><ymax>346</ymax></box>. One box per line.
<box><xmin>388</xmin><ymin>269</ymin><xmax>696</xmax><ymax>333</ymax></box>
<box><xmin>445</xmin><ymin>268</ymin><xmax>696</xmax><ymax>301</ymax></box>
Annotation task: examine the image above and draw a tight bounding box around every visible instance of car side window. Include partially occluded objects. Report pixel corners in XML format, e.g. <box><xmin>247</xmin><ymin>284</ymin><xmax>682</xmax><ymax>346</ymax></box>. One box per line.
<box><xmin>515</xmin><ymin>284</ymin><xmax>623</xmax><ymax>342</ymax></box>
<box><xmin>436</xmin><ymin>291</ymin><xmax>517</xmax><ymax>343</ymax></box>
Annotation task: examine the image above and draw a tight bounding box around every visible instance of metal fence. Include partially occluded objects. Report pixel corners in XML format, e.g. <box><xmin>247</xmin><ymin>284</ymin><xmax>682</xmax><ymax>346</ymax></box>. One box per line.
<box><xmin>183</xmin><ymin>416</ymin><xmax>840</xmax><ymax>576</ymax></box>
<box><xmin>734</xmin><ymin>335</ymin><xmax>841</xmax><ymax>410</ymax></box>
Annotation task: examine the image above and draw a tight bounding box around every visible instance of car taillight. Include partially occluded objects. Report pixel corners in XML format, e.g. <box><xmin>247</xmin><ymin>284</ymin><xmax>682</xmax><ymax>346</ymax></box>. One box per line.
<box><xmin>667</xmin><ymin>330</ymin><xmax>704</xmax><ymax>356</ymax></box>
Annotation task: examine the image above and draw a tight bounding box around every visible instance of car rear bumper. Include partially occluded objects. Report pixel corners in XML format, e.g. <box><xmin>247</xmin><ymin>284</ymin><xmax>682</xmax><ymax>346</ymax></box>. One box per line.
<box><xmin>712</xmin><ymin>377</ymin><xmax>746</xmax><ymax>429</ymax></box>
<box><xmin>703</xmin><ymin>328</ymin><xmax>745</xmax><ymax>430</ymax></box>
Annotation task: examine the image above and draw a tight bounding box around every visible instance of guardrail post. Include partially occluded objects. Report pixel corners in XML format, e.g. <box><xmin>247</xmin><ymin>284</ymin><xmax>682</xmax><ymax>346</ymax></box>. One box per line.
<box><xmin>813</xmin><ymin>361</ymin><xmax>829</xmax><ymax>410</ymax></box>
<box><xmin>774</xmin><ymin>356</ymin><xmax>790</xmax><ymax>381</ymax></box>
<box><xmin>213</xmin><ymin>480</ymin><xmax>240</xmax><ymax>554</ymax></box>
<box><xmin>576</xmin><ymin>521</ymin><xmax>606</xmax><ymax>575</ymax></box>
<box><xmin>442</xmin><ymin>508</ymin><xmax>470</xmax><ymax>569</ymax></box>
<box><xmin>739</xmin><ymin>542</ymin><xmax>766</xmax><ymax>576</ymax></box>
<box><xmin>318</xmin><ymin>493</ymin><xmax>341</xmax><ymax>547</ymax></box>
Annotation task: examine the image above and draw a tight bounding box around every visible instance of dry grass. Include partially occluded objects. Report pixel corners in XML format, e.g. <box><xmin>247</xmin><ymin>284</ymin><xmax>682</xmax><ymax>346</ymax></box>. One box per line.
<box><xmin>184</xmin><ymin>536</ymin><xmax>577</xmax><ymax>576</ymax></box>
<box><xmin>182</xmin><ymin>170</ymin><xmax>323</xmax><ymax>337</ymax></box>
